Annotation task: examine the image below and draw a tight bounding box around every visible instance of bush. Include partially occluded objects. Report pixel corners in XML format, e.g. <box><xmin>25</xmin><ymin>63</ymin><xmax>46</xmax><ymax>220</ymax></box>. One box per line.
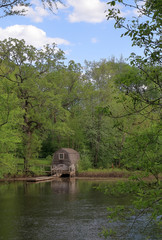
<box><xmin>0</xmin><ymin>154</ymin><xmax>18</xmax><ymax>178</ymax></box>
<box><xmin>78</xmin><ymin>151</ymin><xmax>92</xmax><ymax>171</ymax></box>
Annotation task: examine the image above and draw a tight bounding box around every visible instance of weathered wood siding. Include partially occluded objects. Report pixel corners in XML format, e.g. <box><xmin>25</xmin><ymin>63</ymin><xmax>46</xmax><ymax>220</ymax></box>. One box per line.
<box><xmin>51</xmin><ymin>148</ymin><xmax>80</xmax><ymax>176</ymax></box>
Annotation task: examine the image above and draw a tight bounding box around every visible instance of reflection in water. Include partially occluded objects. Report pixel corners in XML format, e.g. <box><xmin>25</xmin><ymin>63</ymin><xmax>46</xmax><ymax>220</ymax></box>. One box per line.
<box><xmin>0</xmin><ymin>180</ymin><xmax>161</xmax><ymax>240</ymax></box>
<box><xmin>51</xmin><ymin>178</ymin><xmax>77</xmax><ymax>194</ymax></box>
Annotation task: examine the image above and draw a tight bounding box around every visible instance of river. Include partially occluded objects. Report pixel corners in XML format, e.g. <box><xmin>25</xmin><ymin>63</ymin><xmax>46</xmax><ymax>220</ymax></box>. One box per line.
<box><xmin>0</xmin><ymin>179</ymin><xmax>160</xmax><ymax>240</ymax></box>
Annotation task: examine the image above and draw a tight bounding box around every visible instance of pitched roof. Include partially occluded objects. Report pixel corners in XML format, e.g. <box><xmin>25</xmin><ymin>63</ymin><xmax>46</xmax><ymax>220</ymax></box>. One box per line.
<box><xmin>61</xmin><ymin>148</ymin><xmax>79</xmax><ymax>154</ymax></box>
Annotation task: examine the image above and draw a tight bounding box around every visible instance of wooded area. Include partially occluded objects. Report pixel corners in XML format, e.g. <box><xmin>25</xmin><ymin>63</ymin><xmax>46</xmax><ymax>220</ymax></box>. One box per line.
<box><xmin>0</xmin><ymin>37</ymin><xmax>161</xmax><ymax>179</ymax></box>
<box><xmin>0</xmin><ymin>0</ymin><xmax>161</xmax><ymax>237</ymax></box>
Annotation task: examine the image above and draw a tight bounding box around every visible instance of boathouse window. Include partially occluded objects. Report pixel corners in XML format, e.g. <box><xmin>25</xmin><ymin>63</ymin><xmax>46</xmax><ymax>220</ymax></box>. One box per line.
<box><xmin>59</xmin><ymin>153</ymin><xmax>64</xmax><ymax>160</ymax></box>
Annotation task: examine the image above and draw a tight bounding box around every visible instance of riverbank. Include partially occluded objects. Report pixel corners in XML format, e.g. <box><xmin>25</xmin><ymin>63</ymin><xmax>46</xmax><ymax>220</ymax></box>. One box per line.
<box><xmin>0</xmin><ymin>169</ymin><xmax>160</xmax><ymax>182</ymax></box>
<box><xmin>77</xmin><ymin>169</ymin><xmax>130</xmax><ymax>178</ymax></box>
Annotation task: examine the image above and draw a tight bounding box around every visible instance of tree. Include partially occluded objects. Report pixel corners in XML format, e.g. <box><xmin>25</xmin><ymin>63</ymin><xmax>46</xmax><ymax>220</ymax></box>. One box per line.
<box><xmin>98</xmin><ymin>0</ymin><xmax>162</xmax><ymax>238</ymax></box>
<box><xmin>107</xmin><ymin>0</ymin><xmax>161</xmax><ymax>61</ymax></box>
<box><xmin>0</xmin><ymin>0</ymin><xmax>63</xmax><ymax>18</ymax></box>
<box><xmin>40</xmin><ymin>60</ymin><xmax>85</xmax><ymax>157</ymax></box>
<box><xmin>107</xmin><ymin>0</ymin><xmax>161</xmax><ymax>111</ymax></box>
<box><xmin>106</xmin><ymin>0</ymin><xmax>162</xmax><ymax>173</ymax></box>
<box><xmin>0</xmin><ymin>38</ymin><xmax>65</xmax><ymax>173</ymax></box>
<box><xmin>81</xmin><ymin>59</ymin><xmax>127</xmax><ymax>168</ymax></box>
<box><xmin>0</xmin><ymin>67</ymin><xmax>22</xmax><ymax>177</ymax></box>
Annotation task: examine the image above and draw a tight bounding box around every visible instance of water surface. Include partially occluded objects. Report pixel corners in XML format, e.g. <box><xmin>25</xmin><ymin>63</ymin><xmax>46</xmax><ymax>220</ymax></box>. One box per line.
<box><xmin>0</xmin><ymin>179</ymin><xmax>160</xmax><ymax>240</ymax></box>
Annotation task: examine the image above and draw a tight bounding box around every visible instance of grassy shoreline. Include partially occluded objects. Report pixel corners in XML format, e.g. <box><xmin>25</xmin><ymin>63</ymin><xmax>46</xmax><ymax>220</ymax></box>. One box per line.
<box><xmin>77</xmin><ymin>168</ymin><xmax>130</xmax><ymax>178</ymax></box>
<box><xmin>0</xmin><ymin>168</ymin><xmax>160</xmax><ymax>182</ymax></box>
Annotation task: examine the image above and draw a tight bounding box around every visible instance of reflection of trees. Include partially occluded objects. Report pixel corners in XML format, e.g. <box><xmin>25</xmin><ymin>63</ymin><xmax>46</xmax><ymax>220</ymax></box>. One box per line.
<box><xmin>0</xmin><ymin>182</ymin><xmax>26</xmax><ymax>240</ymax></box>
<box><xmin>51</xmin><ymin>178</ymin><xmax>77</xmax><ymax>194</ymax></box>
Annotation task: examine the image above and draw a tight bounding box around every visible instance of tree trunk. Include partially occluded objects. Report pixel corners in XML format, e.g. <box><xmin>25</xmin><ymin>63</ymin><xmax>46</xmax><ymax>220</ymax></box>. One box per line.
<box><xmin>24</xmin><ymin>131</ymin><xmax>32</xmax><ymax>173</ymax></box>
<box><xmin>94</xmin><ymin>114</ymin><xmax>102</xmax><ymax>167</ymax></box>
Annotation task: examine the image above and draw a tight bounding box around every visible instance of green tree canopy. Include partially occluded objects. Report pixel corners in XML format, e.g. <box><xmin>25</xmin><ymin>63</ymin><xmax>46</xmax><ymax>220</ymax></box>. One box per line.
<box><xmin>0</xmin><ymin>38</ymin><xmax>65</xmax><ymax>172</ymax></box>
<box><xmin>99</xmin><ymin>1</ymin><xmax>162</xmax><ymax>238</ymax></box>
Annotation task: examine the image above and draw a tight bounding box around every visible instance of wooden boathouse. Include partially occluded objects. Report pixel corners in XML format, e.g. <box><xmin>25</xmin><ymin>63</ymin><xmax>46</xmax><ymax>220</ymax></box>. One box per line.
<box><xmin>51</xmin><ymin>148</ymin><xmax>80</xmax><ymax>177</ymax></box>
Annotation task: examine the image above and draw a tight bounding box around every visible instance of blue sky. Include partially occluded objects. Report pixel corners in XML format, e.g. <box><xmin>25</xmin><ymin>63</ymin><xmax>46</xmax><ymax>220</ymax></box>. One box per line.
<box><xmin>0</xmin><ymin>0</ymin><xmax>143</xmax><ymax>66</ymax></box>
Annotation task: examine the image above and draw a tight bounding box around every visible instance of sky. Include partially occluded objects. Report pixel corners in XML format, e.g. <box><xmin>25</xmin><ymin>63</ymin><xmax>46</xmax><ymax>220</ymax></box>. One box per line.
<box><xmin>0</xmin><ymin>0</ymin><xmax>144</xmax><ymax>66</ymax></box>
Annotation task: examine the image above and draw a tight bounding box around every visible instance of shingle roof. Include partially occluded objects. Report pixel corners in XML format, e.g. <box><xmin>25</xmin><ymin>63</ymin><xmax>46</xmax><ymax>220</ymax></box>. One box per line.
<box><xmin>61</xmin><ymin>148</ymin><xmax>79</xmax><ymax>154</ymax></box>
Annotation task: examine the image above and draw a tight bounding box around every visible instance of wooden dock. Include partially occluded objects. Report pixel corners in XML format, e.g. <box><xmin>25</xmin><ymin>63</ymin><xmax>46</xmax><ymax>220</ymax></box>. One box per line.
<box><xmin>26</xmin><ymin>176</ymin><xmax>56</xmax><ymax>182</ymax></box>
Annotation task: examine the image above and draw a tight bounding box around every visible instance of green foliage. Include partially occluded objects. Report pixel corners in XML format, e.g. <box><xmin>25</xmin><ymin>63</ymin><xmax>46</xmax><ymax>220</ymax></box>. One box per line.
<box><xmin>82</xmin><ymin>59</ymin><xmax>126</xmax><ymax>167</ymax></box>
<box><xmin>0</xmin><ymin>70</ymin><xmax>22</xmax><ymax>177</ymax></box>
<box><xmin>0</xmin><ymin>154</ymin><xmax>18</xmax><ymax>178</ymax></box>
<box><xmin>96</xmin><ymin>1</ymin><xmax>162</xmax><ymax>238</ymax></box>
<box><xmin>107</xmin><ymin>1</ymin><xmax>161</xmax><ymax>116</ymax></box>
<box><xmin>97</xmin><ymin>180</ymin><xmax>162</xmax><ymax>239</ymax></box>
<box><xmin>107</xmin><ymin>0</ymin><xmax>161</xmax><ymax>63</ymax></box>
<box><xmin>121</xmin><ymin>124</ymin><xmax>162</xmax><ymax>180</ymax></box>
<box><xmin>0</xmin><ymin>38</ymin><xmax>67</xmax><ymax>173</ymax></box>
<box><xmin>78</xmin><ymin>150</ymin><xmax>93</xmax><ymax>171</ymax></box>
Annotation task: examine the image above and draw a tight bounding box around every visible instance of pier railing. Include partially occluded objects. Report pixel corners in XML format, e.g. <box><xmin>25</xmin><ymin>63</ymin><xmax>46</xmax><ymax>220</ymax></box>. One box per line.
<box><xmin>17</xmin><ymin>160</ymin><xmax>51</xmax><ymax>175</ymax></box>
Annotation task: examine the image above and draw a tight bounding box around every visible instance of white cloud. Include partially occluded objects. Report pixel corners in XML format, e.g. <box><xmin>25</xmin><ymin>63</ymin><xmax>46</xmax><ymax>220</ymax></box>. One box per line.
<box><xmin>65</xmin><ymin>0</ymin><xmax>146</xmax><ymax>24</ymax></box>
<box><xmin>12</xmin><ymin>0</ymin><xmax>67</xmax><ymax>23</ymax></box>
<box><xmin>0</xmin><ymin>25</ymin><xmax>70</xmax><ymax>48</ymax></box>
<box><xmin>67</xmin><ymin>0</ymin><xmax>107</xmax><ymax>23</ymax></box>
<box><xmin>13</xmin><ymin>0</ymin><xmax>107</xmax><ymax>23</ymax></box>
<box><xmin>64</xmin><ymin>49</ymin><xmax>72</xmax><ymax>55</ymax></box>
<box><xmin>91</xmin><ymin>37</ymin><xmax>98</xmax><ymax>43</ymax></box>
<box><xmin>11</xmin><ymin>0</ymin><xmax>139</xmax><ymax>24</ymax></box>
<box><xmin>132</xmin><ymin>1</ymin><xmax>146</xmax><ymax>18</ymax></box>
<box><xmin>65</xmin><ymin>0</ymin><xmax>135</xmax><ymax>23</ymax></box>
<box><xmin>12</xmin><ymin>0</ymin><xmax>141</xmax><ymax>24</ymax></box>
<box><xmin>13</xmin><ymin>1</ymin><xmax>49</xmax><ymax>22</ymax></box>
